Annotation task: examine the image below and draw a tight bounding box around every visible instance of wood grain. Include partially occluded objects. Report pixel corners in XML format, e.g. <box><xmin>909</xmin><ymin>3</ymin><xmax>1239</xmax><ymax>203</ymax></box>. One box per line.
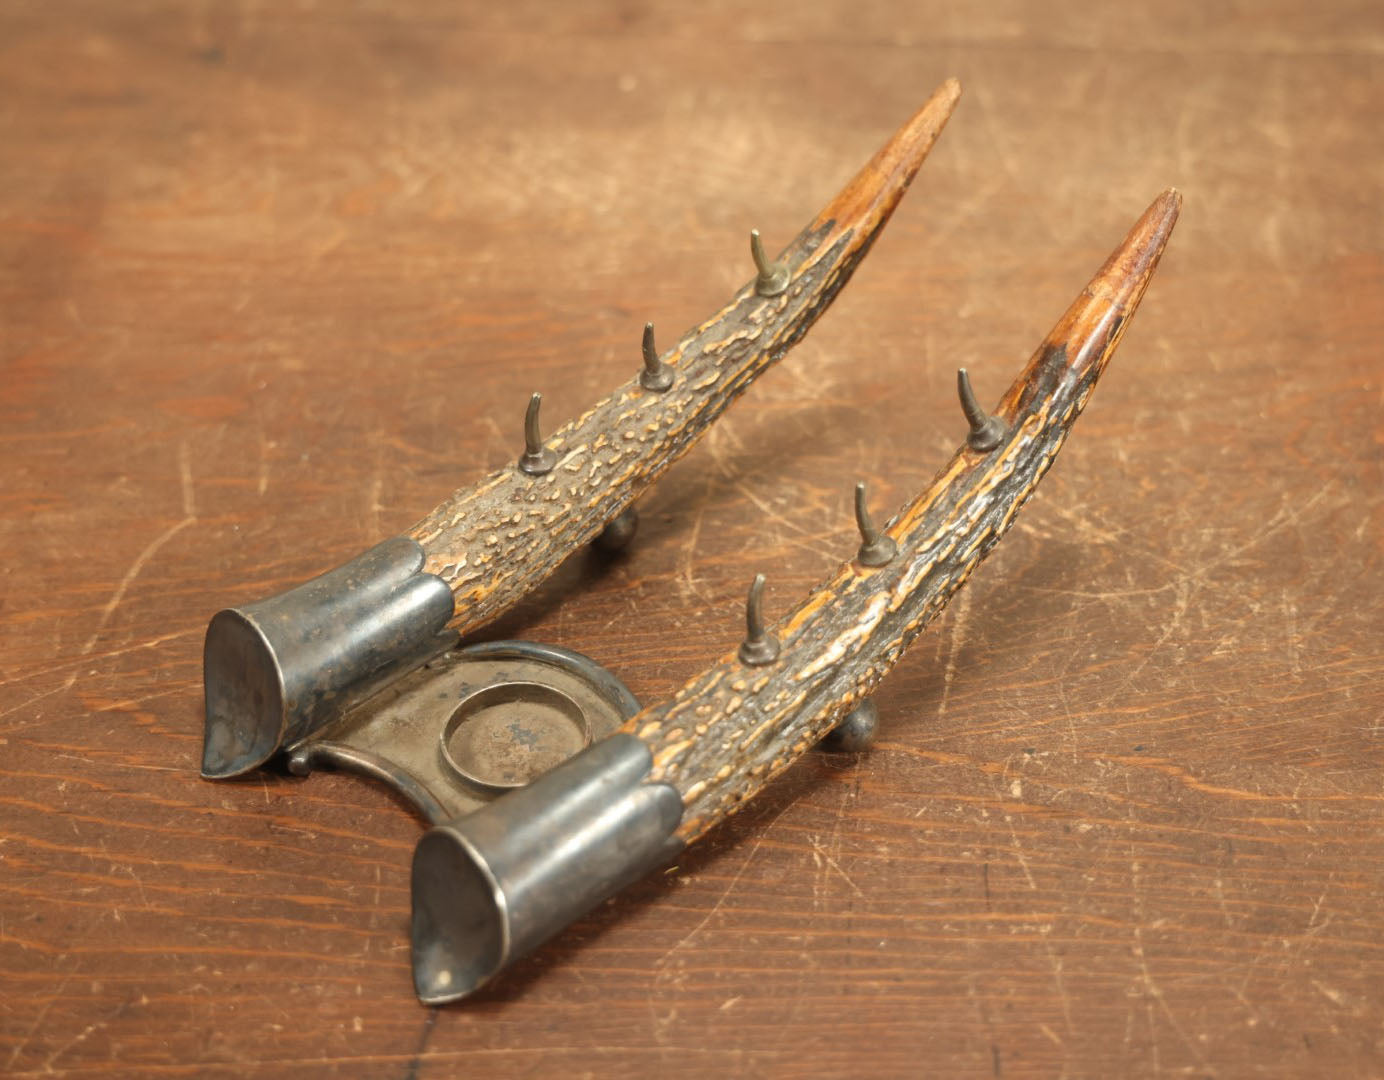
<box><xmin>1</xmin><ymin>2</ymin><xmax>1381</xmax><ymax>1077</ymax></box>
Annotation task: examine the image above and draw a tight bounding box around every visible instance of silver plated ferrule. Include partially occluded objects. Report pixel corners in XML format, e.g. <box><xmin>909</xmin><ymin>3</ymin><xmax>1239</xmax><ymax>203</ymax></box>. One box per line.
<box><xmin>201</xmin><ymin>537</ymin><xmax>457</xmax><ymax>779</ymax></box>
<box><xmin>410</xmin><ymin>733</ymin><xmax>684</xmax><ymax>1004</ymax></box>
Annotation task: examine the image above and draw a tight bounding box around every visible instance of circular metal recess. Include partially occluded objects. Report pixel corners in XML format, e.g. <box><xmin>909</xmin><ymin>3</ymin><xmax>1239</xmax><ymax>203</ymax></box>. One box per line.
<box><xmin>285</xmin><ymin>640</ymin><xmax>640</xmax><ymax>825</ymax></box>
<box><xmin>439</xmin><ymin>680</ymin><xmax>593</xmax><ymax>791</ymax></box>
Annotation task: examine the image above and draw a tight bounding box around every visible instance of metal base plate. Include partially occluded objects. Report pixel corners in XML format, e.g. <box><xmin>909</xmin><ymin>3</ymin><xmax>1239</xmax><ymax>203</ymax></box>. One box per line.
<box><xmin>285</xmin><ymin>641</ymin><xmax>641</xmax><ymax>825</ymax></box>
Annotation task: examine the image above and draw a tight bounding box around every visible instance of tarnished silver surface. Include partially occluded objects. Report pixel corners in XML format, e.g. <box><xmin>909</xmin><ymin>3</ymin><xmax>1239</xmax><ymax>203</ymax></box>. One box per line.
<box><xmin>852</xmin><ymin>482</ymin><xmax>898</xmax><ymax>568</ymax></box>
<box><xmin>957</xmin><ymin>367</ymin><xmax>1007</xmax><ymax>452</ymax></box>
<box><xmin>285</xmin><ymin>640</ymin><xmax>641</xmax><ymax>825</ymax></box>
<box><xmin>517</xmin><ymin>391</ymin><xmax>558</xmax><ymax>476</ymax></box>
<box><xmin>201</xmin><ymin>537</ymin><xmax>457</xmax><ymax>779</ymax></box>
<box><xmin>411</xmin><ymin>733</ymin><xmax>684</xmax><ymax>1004</ymax></box>
<box><xmin>819</xmin><ymin>699</ymin><xmax>880</xmax><ymax>753</ymax></box>
<box><xmin>750</xmin><ymin>228</ymin><xmax>790</xmax><ymax>296</ymax></box>
<box><xmin>737</xmin><ymin>573</ymin><xmax>781</xmax><ymax>666</ymax></box>
<box><xmin>593</xmin><ymin>505</ymin><xmax>640</xmax><ymax>553</ymax></box>
<box><xmin>638</xmin><ymin>322</ymin><xmax>674</xmax><ymax>392</ymax></box>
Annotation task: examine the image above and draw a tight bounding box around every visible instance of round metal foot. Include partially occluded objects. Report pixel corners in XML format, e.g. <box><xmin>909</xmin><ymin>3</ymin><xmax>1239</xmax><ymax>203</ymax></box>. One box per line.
<box><xmin>594</xmin><ymin>506</ymin><xmax>639</xmax><ymax>553</ymax></box>
<box><xmin>819</xmin><ymin>699</ymin><xmax>878</xmax><ymax>753</ymax></box>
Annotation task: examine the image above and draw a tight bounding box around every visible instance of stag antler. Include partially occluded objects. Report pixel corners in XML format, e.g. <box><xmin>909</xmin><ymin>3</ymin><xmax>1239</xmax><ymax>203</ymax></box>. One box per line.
<box><xmin>201</xmin><ymin>81</ymin><xmax>962</xmax><ymax>779</ymax></box>
<box><xmin>635</xmin><ymin>188</ymin><xmax>1183</xmax><ymax>840</ymax></box>
<box><xmin>412</xmin><ymin>188</ymin><xmax>1182</xmax><ymax>1003</ymax></box>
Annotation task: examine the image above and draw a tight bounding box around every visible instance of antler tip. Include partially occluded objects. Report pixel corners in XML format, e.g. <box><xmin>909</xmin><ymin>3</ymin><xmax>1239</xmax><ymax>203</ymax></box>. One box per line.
<box><xmin>1128</xmin><ymin>187</ymin><xmax>1183</xmax><ymax>256</ymax></box>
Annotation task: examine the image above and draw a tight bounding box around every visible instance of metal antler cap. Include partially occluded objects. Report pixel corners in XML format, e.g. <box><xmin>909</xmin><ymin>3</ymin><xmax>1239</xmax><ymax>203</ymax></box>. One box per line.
<box><xmin>639</xmin><ymin>322</ymin><xmax>674</xmax><ymax>392</ymax></box>
<box><xmin>853</xmin><ymin>482</ymin><xmax>898</xmax><ymax>567</ymax></box>
<box><xmin>958</xmin><ymin>368</ymin><xmax>1006</xmax><ymax>452</ymax></box>
<box><xmin>201</xmin><ymin>538</ymin><xmax>457</xmax><ymax>779</ymax></box>
<box><xmin>411</xmin><ymin>734</ymin><xmax>683</xmax><ymax>1004</ymax></box>
<box><xmin>518</xmin><ymin>391</ymin><xmax>558</xmax><ymax>475</ymax></box>
<box><xmin>737</xmin><ymin>573</ymin><xmax>781</xmax><ymax>665</ymax></box>
<box><xmin>750</xmin><ymin>229</ymin><xmax>790</xmax><ymax>297</ymax></box>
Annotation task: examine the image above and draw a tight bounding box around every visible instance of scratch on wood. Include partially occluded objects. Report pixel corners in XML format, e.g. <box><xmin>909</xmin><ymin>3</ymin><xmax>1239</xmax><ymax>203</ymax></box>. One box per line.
<box><xmin>401</xmin><ymin>1007</ymin><xmax>439</xmax><ymax>1080</ymax></box>
<box><xmin>80</xmin><ymin>442</ymin><xmax>199</xmax><ymax>656</ymax></box>
<box><xmin>936</xmin><ymin>586</ymin><xmax>972</xmax><ymax>722</ymax></box>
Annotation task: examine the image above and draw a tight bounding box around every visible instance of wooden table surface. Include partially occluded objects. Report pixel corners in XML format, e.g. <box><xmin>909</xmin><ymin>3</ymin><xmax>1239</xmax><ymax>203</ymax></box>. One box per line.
<box><xmin>2</xmin><ymin>2</ymin><xmax>1381</xmax><ymax>1076</ymax></box>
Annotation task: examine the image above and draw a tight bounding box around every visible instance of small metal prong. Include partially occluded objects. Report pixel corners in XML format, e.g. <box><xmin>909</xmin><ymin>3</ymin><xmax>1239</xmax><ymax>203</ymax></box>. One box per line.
<box><xmin>737</xmin><ymin>573</ymin><xmax>781</xmax><ymax>666</ymax></box>
<box><xmin>518</xmin><ymin>392</ymin><xmax>558</xmax><ymax>475</ymax></box>
<box><xmin>853</xmin><ymin>482</ymin><xmax>898</xmax><ymax>567</ymax></box>
<box><xmin>957</xmin><ymin>368</ymin><xmax>1006</xmax><ymax>452</ymax></box>
<box><xmin>639</xmin><ymin>322</ymin><xmax>674</xmax><ymax>392</ymax></box>
<box><xmin>750</xmin><ymin>229</ymin><xmax>790</xmax><ymax>297</ymax></box>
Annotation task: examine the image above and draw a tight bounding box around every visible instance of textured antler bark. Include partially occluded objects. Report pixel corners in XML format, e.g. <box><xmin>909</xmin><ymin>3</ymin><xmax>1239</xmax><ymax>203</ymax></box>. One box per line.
<box><xmin>409</xmin><ymin>80</ymin><xmax>961</xmax><ymax>636</ymax></box>
<box><xmin>625</xmin><ymin>189</ymin><xmax>1182</xmax><ymax>842</ymax></box>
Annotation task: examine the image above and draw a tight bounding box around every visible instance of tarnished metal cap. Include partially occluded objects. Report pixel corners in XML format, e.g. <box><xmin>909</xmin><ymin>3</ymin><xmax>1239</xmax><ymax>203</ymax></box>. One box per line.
<box><xmin>411</xmin><ymin>734</ymin><xmax>684</xmax><ymax>1004</ymax></box>
<box><xmin>201</xmin><ymin>538</ymin><xmax>456</xmax><ymax>779</ymax></box>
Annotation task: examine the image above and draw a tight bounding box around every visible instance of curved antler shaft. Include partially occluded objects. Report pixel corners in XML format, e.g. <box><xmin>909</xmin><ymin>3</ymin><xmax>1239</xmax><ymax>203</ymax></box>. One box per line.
<box><xmin>199</xmin><ymin>84</ymin><xmax>959</xmax><ymax>781</ymax></box>
<box><xmin>627</xmin><ymin>189</ymin><xmax>1182</xmax><ymax>841</ymax></box>
<box><xmin>409</xmin><ymin>80</ymin><xmax>961</xmax><ymax>636</ymax></box>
